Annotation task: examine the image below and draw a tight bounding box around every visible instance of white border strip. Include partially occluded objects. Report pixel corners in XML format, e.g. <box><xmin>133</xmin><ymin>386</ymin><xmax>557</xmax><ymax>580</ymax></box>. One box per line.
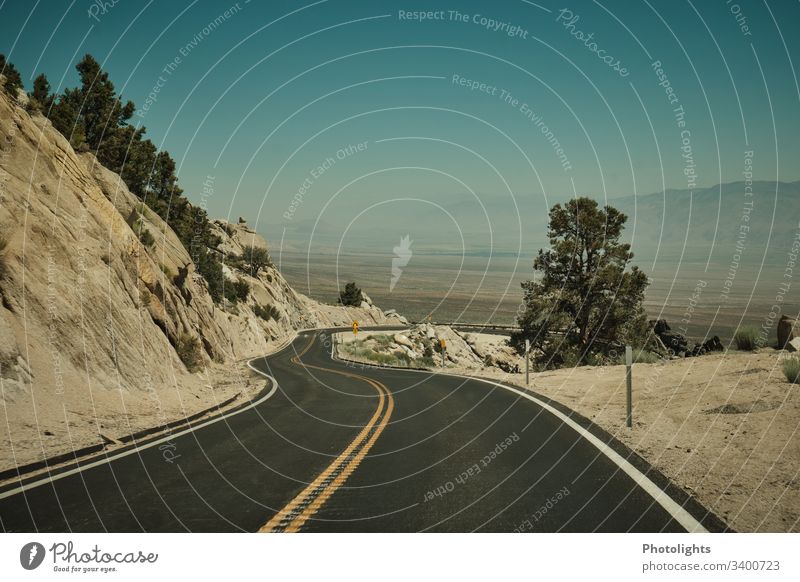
<box><xmin>0</xmin><ymin>362</ymin><xmax>279</xmax><ymax>501</ymax></box>
<box><xmin>330</xmin><ymin>331</ymin><xmax>708</xmax><ymax>533</ymax></box>
<box><xmin>459</xmin><ymin>376</ymin><xmax>708</xmax><ymax>533</ymax></box>
<box><xmin>3</xmin><ymin>327</ymin><xmax>708</xmax><ymax>533</ymax></box>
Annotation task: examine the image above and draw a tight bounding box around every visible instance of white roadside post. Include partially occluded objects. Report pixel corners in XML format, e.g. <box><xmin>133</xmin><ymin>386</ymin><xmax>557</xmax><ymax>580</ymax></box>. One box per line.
<box><xmin>525</xmin><ymin>339</ymin><xmax>530</xmax><ymax>385</ymax></box>
<box><xmin>625</xmin><ymin>345</ymin><xmax>633</xmax><ymax>428</ymax></box>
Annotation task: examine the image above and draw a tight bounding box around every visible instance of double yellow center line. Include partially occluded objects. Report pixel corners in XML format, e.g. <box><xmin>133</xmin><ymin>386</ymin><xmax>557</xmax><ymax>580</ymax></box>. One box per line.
<box><xmin>260</xmin><ymin>334</ymin><xmax>394</xmax><ymax>533</ymax></box>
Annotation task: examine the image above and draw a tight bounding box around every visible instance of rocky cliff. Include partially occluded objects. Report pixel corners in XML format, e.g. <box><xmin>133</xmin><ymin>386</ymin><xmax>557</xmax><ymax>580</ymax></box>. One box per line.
<box><xmin>0</xmin><ymin>89</ymin><xmax>403</xmax><ymax>470</ymax></box>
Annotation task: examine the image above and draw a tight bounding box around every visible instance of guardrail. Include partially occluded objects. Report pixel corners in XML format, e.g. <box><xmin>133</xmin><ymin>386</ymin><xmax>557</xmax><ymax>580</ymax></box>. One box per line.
<box><xmin>410</xmin><ymin>321</ymin><xmax>521</xmax><ymax>333</ymax></box>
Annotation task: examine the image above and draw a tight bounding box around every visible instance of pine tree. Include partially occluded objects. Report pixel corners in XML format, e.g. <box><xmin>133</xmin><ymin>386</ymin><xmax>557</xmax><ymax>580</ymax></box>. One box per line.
<box><xmin>0</xmin><ymin>54</ymin><xmax>23</xmax><ymax>95</ymax></box>
<box><xmin>49</xmin><ymin>88</ymin><xmax>88</xmax><ymax>149</ymax></box>
<box><xmin>338</xmin><ymin>282</ymin><xmax>363</xmax><ymax>306</ymax></box>
<box><xmin>511</xmin><ymin>198</ymin><xmax>649</xmax><ymax>367</ymax></box>
<box><xmin>31</xmin><ymin>74</ymin><xmax>54</xmax><ymax>111</ymax></box>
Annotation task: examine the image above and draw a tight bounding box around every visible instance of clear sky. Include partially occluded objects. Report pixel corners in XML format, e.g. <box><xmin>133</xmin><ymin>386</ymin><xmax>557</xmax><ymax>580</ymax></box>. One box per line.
<box><xmin>1</xmin><ymin>0</ymin><xmax>798</xmax><ymax>233</ymax></box>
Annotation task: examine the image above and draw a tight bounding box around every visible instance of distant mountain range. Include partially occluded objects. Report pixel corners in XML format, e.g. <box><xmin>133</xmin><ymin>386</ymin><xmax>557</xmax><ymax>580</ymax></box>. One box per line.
<box><xmin>267</xmin><ymin>180</ymin><xmax>800</xmax><ymax>266</ymax></box>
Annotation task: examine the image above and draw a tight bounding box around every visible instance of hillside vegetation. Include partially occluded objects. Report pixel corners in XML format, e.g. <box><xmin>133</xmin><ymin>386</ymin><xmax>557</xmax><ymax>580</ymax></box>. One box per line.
<box><xmin>0</xmin><ymin>58</ymin><xmax>403</xmax><ymax>469</ymax></box>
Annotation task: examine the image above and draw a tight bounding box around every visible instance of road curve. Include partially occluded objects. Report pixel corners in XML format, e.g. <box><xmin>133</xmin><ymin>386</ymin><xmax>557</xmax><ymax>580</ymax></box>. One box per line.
<box><xmin>0</xmin><ymin>328</ymin><xmax>727</xmax><ymax>532</ymax></box>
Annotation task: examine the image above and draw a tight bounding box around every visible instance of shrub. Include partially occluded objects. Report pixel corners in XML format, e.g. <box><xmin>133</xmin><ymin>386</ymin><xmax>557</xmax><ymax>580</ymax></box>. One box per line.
<box><xmin>223</xmin><ymin>253</ymin><xmax>245</xmax><ymax>271</ymax></box>
<box><xmin>253</xmin><ymin>303</ymin><xmax>280</xmax><ymax>322</ymax></box>
<box><xmin>369</xmin><ymin>334</ymin><xmax>393</xmax><ymax>348</ymax></box>
<box><xmin>196</xmin><ymin>250</ymin><xmax>224</xmax><ymax>303</ymax></box>
<box><xmin>633</xmin><ymin>350</ymin><xmax>661</xmax><ymax>364</ymax></box>
<box><xmin>234</xmin><ymin>279</ymin><xmax>250</xmax><ymax>301</ymax></box>
<box><xmin>224</xmin><ymin>279</ymin><xmax>250</xmax><ymax>303</ymax></box>
<box><xmin>338</xmin><ymin>282</ymin><xmax>363</xmax><ymax>306</ymax></box>
<box><xmin>175</xmin><ymin>334</ymin><xmax>202</xmax><ymax>372</ymax></box>
<box><xmin>783</xmin><ymin>357</ymin><xmax>800</xmax><ymax>384</ymax></box>
<box><xmin>371</xmin><ymin>353</ymin><xmax>394</xmax><ymax>365</ymax></box>
<box><xmin>159</xmin><ymin>263</ymin><xmax>175</xmax><ymax>280</ymax></box>
<box><xmin>734</xmin><ymin>327</ymin><xmax>758</xmax><ymax>351</ymax></box>
<box><xmin>138</xmin><ymin>228</ymin><xmax>155</xmax><ymax>247</ymax></box>
<box><xmin>129</xmin><ymin>216</ymin><xmax>155</xmax><ymax>248</ymax></box>
<box><xmin>243</xmin><ymin>246</ymin><xmax>272</xmax><ymax>276</ymax></box>
<box><xmin>420</xmin><ymin>356</ymin><xmax>436</xmax><ymax>368</ymax></box>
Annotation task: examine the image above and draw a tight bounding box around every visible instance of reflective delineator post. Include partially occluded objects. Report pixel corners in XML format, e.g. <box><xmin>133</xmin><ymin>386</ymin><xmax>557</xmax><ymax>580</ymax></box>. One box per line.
<box><xmin>525</xmin><ymin>339</ymin><xmax>530</xmax><ymax>385</ymax></box>
<box><xmin>625</xmin><ymin>345</ymin><xmax>633</xmax><ymax>428</ymax></box>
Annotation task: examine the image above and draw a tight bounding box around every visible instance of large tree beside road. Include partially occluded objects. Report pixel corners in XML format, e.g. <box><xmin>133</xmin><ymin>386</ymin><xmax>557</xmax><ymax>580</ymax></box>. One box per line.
<box><xmin>512</xmin><ymin>197</ymin><xmax>649</xmax><ymax>367</ymax></box>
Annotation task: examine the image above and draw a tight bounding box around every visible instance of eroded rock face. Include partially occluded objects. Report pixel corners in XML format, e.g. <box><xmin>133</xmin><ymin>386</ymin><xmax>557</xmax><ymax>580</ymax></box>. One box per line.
<box><xmin>0</xmin><ymin>90</ymin><xmax>405</xmax><ymax>467</ymax></box>
<box><xmin>348</xmin><ymin>324</ymin><xmax>521</xmax><ymax>371</ymax></box>
<box><xmin>211</xmin><ymin>219</ymin><xmax>269</xmax><ymax>257</ymax></box>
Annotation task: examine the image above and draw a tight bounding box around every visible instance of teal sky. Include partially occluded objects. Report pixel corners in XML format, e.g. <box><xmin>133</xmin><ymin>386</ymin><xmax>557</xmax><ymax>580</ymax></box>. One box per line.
<box><xmin>2</xmin><ymin>0</ymin><xmax>799</xmax><ymax>235</ymax></box>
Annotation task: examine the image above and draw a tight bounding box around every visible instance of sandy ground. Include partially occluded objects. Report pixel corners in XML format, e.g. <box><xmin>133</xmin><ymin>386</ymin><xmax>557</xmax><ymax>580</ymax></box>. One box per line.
<box><xmin>336</xmin><ymin>331</ymin><xmax>800</xmax><ymax>533</ymax></box>
<box><xmin>0</xmin><ymin>352</ymin><xmax>273</xmax><ymax>484</ymax></box>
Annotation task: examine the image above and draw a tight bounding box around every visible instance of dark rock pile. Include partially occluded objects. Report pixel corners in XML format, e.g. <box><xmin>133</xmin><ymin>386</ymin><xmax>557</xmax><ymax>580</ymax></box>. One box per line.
<box><xmin>650</xmin><ymin>320</ymin><xmax>723</xmax><ymax>357</ymax></box>
<box><xmin>777</xmin><ymin>315</ymin><xmax>798</xmax><ymax>349</ymax></box>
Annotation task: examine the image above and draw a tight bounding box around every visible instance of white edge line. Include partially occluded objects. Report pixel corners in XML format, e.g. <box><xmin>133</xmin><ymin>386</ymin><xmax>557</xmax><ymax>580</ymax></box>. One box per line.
<box><xmin>330</xmin><ymin>332</ymin><xmax>708</xmax><ymax>533</ymax></box>
<box><xmin>0</xmin><ymin>360</ymin><xmax>281</xmax><ymax>501</ymax></box>
<box><xmin>0</xmin><ymin>325</ymin><xmax>388</xmax><ymax>501</ymax></box>
<box><xmin>3</xmin><ymin>325</ymin><xmax>705</xmax><ymax>533</ymax></box>
<box><xmin>461</xmin><ymin>377</ymin><xmax>708</xmax><ymax>533</ymax></box>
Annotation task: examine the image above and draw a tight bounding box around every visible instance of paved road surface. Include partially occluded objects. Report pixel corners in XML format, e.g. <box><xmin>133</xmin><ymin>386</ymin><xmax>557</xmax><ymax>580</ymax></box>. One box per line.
<box><xmin>0</xmin><ymin>329</ymin><xmax>726</xmax><ymax>532</ymax></box>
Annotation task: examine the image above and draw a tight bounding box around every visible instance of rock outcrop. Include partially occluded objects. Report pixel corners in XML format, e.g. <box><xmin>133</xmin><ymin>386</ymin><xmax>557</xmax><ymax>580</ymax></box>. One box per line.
<box><xmin>0</xmin><ymin>90</ymin><xmax>403</xmax><ymax>469</ymax></box>
<box><xmin>778</xmin><ymin>316</ymin><xmax>798</xmax><ymax>350</ymax></box>
<box><xmin>650</xmin><ymin>320</ymin><xmax>723</xmax><ymax>357</ymax></box>
<box><xmin>340</xmin><ymin>324</ymin><xmax>521</xmax><ymax>371</ymax></box>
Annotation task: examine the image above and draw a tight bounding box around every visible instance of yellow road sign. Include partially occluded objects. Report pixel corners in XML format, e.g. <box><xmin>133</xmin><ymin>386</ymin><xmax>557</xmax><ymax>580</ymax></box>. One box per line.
<box><xmin>352</xmin><ymin>321</ymin><xmax>359</xmax><ymax>336</ymax></box>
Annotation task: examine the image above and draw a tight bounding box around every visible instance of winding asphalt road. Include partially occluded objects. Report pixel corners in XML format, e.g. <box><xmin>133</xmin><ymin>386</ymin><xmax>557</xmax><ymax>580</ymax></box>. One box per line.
<box><xmin>0</xmin><ymin>328</ymin><xmax>726</xmax><ymax>532</ymax></box>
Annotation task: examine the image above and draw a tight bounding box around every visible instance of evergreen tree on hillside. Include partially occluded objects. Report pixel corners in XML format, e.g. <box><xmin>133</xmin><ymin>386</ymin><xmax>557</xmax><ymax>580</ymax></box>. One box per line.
<box><xmin>511</xmin><ymin>197</ymin><xmax>649</xmax><ymax>367</ymax></box>
<box><xmin>31</xmin><ymin>74</ymin><xmax>54</xmax><ymax>112</ymax></box>
<box><xmin>338</xmin><ymin>282</ymin><xmax>363</xmax><ymax>306</ymax></box>
<box><xmin>119</xmin><ymin>128</ymin><xmax>156</xmax><ymax>197</ymax></box>
<box><xmin>37</xmin><ymin>54</ymin><xmax>226</xmax><ymax>302</ymax></box>
<box><xmin>49</xmin><ymin>87</ymin><xmax>88</xmax><ymax>149</ymax></box>
<box><xmin>74</xmin><ymin>55</ymin><xmax>135</xmax><ymax>155</ymax></box>
<box><xmin>0</xmin><ymin>54</ymin><xmax>23</xmax><ymax>95</ymax></box>
<box><xmin>243</xmin><ymin>246</ymin><xmax>272</xmax><ymax>276</ymax></box>
<box><xmin>148</xmin><ymin>151</ymin><xmax>183</xmax><ymax>207</ymax></box>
